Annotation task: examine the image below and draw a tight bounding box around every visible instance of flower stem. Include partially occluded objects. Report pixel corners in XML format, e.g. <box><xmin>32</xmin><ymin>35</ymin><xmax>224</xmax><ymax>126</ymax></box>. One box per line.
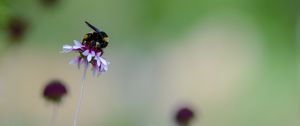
<box><xmin>73</xmin><ymin>63</ymin><xmax>88</xmax><ymax>126</ymax></box>
<box><xmin>49</xmin><ymin>104</ymin><xmax>59</xmax><ymax>126</ymax></box>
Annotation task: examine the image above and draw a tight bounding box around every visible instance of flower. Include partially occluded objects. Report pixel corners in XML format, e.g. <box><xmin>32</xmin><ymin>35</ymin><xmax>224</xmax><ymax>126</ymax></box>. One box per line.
<box><xmin>6</xmin><ymin>16</ymin><xmax>28</xmax><ymax>42</ymax></box>
<box><xmin>40</xmin><ymin>0</ymin><xmax>60</xmax><ymax>7</ymax></box>
<box><xmin>62</xmin><ymin>39</ymin><xmax>109</xmax><ymax>75</ymax></box>
<box><xmin>43</xmin><ymin>80</ymin><xmax>68</xmax><ymax>104</ymax></box>
<box><xmin>175</xmin><ymin>106</ymin><xmax>195</xmax><ymax>126</ymax></box>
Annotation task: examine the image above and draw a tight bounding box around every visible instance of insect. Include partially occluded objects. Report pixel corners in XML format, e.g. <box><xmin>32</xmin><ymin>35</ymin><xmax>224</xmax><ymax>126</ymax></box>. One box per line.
<box><xmin>83</xmin><ymin>21</ymin><xmax>109</xmax><ymax>49</ymax></box>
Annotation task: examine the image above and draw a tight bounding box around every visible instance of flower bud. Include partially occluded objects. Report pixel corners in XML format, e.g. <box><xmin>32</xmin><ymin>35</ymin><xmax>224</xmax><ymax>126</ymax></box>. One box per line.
<box><xmin>43</xmin><ymin>80</ymin><xmax>68</xmax><ymax>104</ymax></box>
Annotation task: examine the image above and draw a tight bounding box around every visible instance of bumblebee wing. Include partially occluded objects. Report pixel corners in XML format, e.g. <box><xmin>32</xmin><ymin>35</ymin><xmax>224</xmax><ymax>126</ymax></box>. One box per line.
<box><xmin>85</xmin><ymin>21</ymin><xmax>102</xmax><ymax>33</ymax></box>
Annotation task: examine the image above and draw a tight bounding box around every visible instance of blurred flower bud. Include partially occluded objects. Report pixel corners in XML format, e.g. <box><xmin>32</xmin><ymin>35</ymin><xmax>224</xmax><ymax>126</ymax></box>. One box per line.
<box><xmin>40</xmin><ymin>0</ymin><xmax>59</xmax><ymax>7</ymax></box>
<box><xmin>175</xmin><ymin>106</ymin><xmax>195</xmax><ymax>126</ymax></box>
<box><xmin>43</xmin><ymin>80</ymin><xmax>68</xmax><ymax>104</ymax></box>
<box><xmin>6</xmin><ymin>16</ymin><xmax>28</xmax><ymax>42</ymax></box>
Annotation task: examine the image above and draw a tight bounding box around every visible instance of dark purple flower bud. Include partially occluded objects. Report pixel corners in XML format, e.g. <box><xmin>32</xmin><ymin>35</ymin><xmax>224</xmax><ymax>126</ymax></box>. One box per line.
<box><xmin>175</xmin><ymin>107</ymin><xmax>195</xmax><ymax>126</ymax></box>
<box><xmin>40</xmin><ymin>0</ymin><xmax>59</xmax><ymax>7</ymax></box>
<box><xmin>43</xmin><ymin>80</ymin><xmax>68</xmax><ymax>104</ymax></box>
<box><xmin>6</xmin><ymin>17</ymin><xmax>28</xmax><ymax>42</ymax></box>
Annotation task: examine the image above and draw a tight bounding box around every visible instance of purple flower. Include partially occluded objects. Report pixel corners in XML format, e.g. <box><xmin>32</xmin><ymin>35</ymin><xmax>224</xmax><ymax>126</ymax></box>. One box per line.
<box><xmin>43</xmin><ymin>80</ymin><xmax>68</xmax><ymax>104</ymax></box>
<box><xmin>40</xmin><ymin>0</ymin><xmax>59</xmax><ymax>7</ymax></box>
<box><xmin>6</xmin><ymin>17</ymin><xmax>28</xmax><ymax>42</ymax></box>
<box><xmin>175</xmin><ymin>107</ymin><xmax>195</xmax><ymax>126</ymax></box>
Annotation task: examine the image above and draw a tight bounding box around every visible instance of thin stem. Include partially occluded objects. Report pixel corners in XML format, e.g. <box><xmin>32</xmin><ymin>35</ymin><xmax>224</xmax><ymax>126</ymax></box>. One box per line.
<box><xmin>73</xmin><ymin>63</ymin><xmax>88</xmax><ymax>126</ymax></box>
<box><xmin>49</xmin><ymin>104</ymin><xmax>59</xmax><ymax>126</ymax></box>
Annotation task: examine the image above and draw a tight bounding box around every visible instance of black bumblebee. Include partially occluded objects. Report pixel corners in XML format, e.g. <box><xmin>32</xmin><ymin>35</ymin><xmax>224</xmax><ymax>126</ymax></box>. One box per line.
<box><xmin>83</xmin><ymin>21</ymin><xmax>109</xmax><ymax>49</ymax></box>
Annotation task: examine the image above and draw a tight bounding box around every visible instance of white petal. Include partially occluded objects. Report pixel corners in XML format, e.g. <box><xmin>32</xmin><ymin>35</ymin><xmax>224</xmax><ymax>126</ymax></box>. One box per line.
<box><xmin>69</xmin><ymin>56</ymin><xmax>79</xmax><ymax>64</ymax></box>
<box><xmin>99</xmin><ymin>64</ymin><xmax>104</xmax><ymax>72</ymax></box>
<box><xmin>73</xmin><ymin>45</ymin><xmax>81</xmax><ymax>49</ymax></box>
<box><xmin>99</xmin><ymin>57</ymin><xmax>108</xmax><ymax>65</ymax></box>
<box><xmin>73</xmin><ymin>40</ymin><xmax>83</xmax><ymax>49</ymax></box>
<box><xmin>79</xmin><ymin>60</ymin><xmax>88</xmax><ymax>70</ymax></box>
<box><xmin>92</xmin><ymin>65</ymin><xmax>99</xmax><ymax>76</ymax></box>
<box><xmin>103</xmin><ymin>64</ymin><xmax>108</xmax><ymax>71</ymax></box>
<box><xmin>82</xmin><ymin>50</ymin><xmax>89</xmax><ymax>56</ymax></box>
<box><xmin>87</xmin><ymin>54</ymin><xmax>92</xmax><ymax>62</ymax></box>
<box><xmin>63</xmin><ymin>45</ymin><xmax>72</xmax><ymax>49</ymax></box>
<box><xmin>91</xmin><ymin>51</ymin><xmax>95</xmax><ymax>56</ymax></box>
<box><xmin>73</xmin><ymin>40</ymin><xmax>82</xmax><ymax>46</ymax></box>
<box><xmin>62</xmin><ymin>45</ymin><xmax>73</xmax><ymax>53</ymax></box>
<box><xmin>96</xmin><ymin>57</ymin><xmax>101</xmax><ymax>66</ymax></box>
<box><xmin>99</xmin><ymin>63</ymin><xmax>108</xmax><ymax>72</ymax></box>
<box><xmin>77</xmin><ymin>59</ymin><xmax>81</xmax><ymax>69</ymax></box>
<box><xmin>96</xmin><ymin>52</ymin><xmax>101</xmax><ymax>57</ymax></box>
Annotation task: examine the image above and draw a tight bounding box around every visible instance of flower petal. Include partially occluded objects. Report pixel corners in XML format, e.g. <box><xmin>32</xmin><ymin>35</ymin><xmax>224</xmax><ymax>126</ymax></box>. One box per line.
<box><xmin>99</xmin><ymin>57</ymin><xmax>108</xmax><ymax>65</ymax></box>
<box><xmin>87</xmin><ymin>54</ymin><xmax>92</xmax><ymax>62</ymax></box>
<box><xmin>96</xmin><ymin>52</ymin><xmax>101</xmax><ymax>57</ymax></box>
<box><xmin>63</xmin><ymin>45</ymin><xmax>72</xmax><ymax>49</ymax></box>
<box><xmin>92</xmin><ymin>65</ymin><xmax>98</xmax><ymax>76</ymax></box>
<box><xmin>62</xmin><ymin>45</ymin><xmax>73</xmax><ymax>53</ymax></box>
<box><xmin>73</xmin><ymin>40</ymin><xmax>83</xmax><ymax>49</ymax></box>
<box><xmin>69</xmin><ymin>56</ymin><xmax>79</xmax><ymax>64</ymax></box>
<box><xmin>82</xmin><ymin>50</ymin><xmax>89</xmax><ymax>56</ymax></box>
<box><xmin>96</xmin><ymin>57</ymin><xmax>101</xmax><ymax>67</ymax></box>
<box><xmin>103</xmin><ymin>64</ymin><xmax>108</xmax><ymax>71</ymax></box>
<box><xmin>77</xmin><ymin>57</ymin><xmax>83</xmax><ymax>69</ymax></box>
<box><xmin>91</xmin><ymin>51</ymin><xmax>95</xmax><ymax>56</ymax></box>
<box><xmin>73</xmin><ymin>40</ymin><xmax>81</xmax><ymax>46</ymax></box>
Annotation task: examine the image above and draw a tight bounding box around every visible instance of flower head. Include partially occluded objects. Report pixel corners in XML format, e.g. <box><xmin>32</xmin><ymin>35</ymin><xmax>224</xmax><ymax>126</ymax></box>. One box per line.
<box><xmin>63</xmin><ymin>42</ymin><xmax>109</xmax><ymax>75</ymax></box>
<box><xmin>62</xmin><ymin>39</ymin><xmax>109</xmax><ymax>75</ymax></box>
<box><xmin>40</xmin><ymin>0</ymin><xmax>59</xmax><ymax>7</ymax></box>
<box><xmin>43</xmin><ymin>80</ymin><xmax>68</xmax><ymax>104</ymax></box>
<box><xmin>175</xmin><ymin>106</ymin><xmax>195</xmax><ymax>126</ymax></box>
<box><xmin>6</xmin><ymin>16</ymin><xmax>28</xmax><ymax>42</ymax></box>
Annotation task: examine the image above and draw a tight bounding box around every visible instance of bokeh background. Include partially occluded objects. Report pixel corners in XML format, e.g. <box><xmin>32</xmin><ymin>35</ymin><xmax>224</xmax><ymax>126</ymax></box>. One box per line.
<box><xmin>0</xmin><ymin>0</ymin><xmax>299</xmax><ymax>126</ymax></box>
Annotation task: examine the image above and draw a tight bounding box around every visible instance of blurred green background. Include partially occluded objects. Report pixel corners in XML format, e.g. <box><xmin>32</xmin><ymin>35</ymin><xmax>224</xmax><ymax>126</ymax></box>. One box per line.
<box><xmin>0</xmin><ymin>0</ymin><xmax>299</xmax><ymax>126</ymax></box>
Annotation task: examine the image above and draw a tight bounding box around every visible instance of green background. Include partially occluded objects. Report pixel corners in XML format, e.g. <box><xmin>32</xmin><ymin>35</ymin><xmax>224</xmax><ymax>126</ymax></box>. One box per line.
<box><xmin>0</xmin><ymin>0</ymin><xmax>299</xmax><ymax>126</ymax></box>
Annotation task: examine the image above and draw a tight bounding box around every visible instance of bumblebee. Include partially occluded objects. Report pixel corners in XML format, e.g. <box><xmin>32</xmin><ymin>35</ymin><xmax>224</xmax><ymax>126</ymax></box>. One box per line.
<box><xmin>83</xmin><ymin>21</ymin><xmax>109</xmax><ymax>49</ymax></box>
